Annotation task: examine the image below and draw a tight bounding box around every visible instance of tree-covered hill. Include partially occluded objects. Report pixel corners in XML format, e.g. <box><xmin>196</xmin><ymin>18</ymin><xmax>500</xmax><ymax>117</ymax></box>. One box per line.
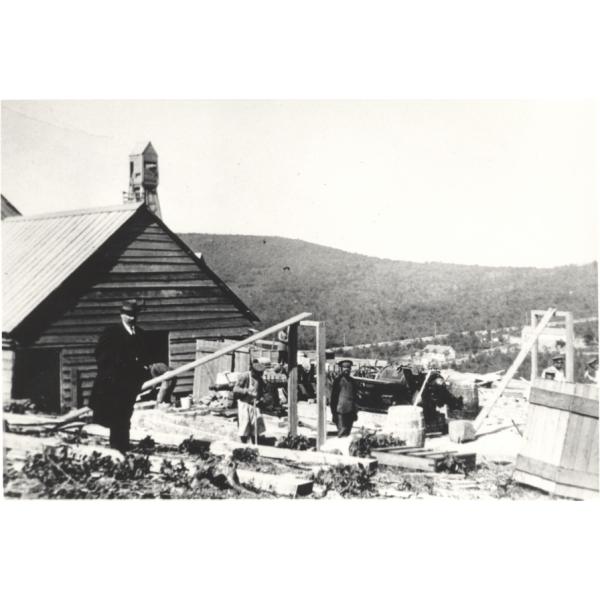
<box><xmin>180</xmin><ymin>233</ymin><xmax>598</xmax><ymax>347</ymax></box>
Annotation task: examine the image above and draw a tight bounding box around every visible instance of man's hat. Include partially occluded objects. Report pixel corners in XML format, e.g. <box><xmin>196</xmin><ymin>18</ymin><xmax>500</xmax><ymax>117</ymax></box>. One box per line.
<box><xmin>251</xmin><ymin>358</ymin><xmax>269</xmax><ymax>372</ymax></box>
<box><xmin>121</xmin><ymin>300</ymin><xmax>142</xmax><ymax>316</ymax></box>
<box><xmin>552</xmin><ymin>354</ymin><xmax>565</xmax><ymax>362</ymax></box>
<box><xmin>338</xmin><ymin>359</ymin><xmax>353</xmax><ymax>368</ymax></box>
<box><xmin>587</xmin><ymin>356</ymin><xmax>598</xmax><ymax>366</ymax></box>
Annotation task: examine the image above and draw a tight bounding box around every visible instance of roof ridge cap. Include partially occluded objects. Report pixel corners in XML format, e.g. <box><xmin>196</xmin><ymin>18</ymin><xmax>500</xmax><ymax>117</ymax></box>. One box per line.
<box><xmin>3</xmin><ymin>202</ymin><xmax>143</xmax><ymax>222</ymax></box>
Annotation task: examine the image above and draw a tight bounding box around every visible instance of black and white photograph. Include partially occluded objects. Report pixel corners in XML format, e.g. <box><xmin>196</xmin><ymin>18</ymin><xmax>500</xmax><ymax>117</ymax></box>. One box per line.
<box><xmin>2</xmin><ymin>99</ymin><xmax>597</xmax><ymax>502</ymax></box>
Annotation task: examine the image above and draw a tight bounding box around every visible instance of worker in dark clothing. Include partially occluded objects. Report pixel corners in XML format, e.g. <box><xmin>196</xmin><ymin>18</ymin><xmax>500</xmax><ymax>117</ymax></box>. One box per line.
<box><xmin>330</xmin><ymin>359</ymin><xmax>359</xmax><ymax>437</ymax></box>
<box><xmin>277</xmin><ymin>329</ymin><xmax>289</xmax><ymax>365</ymax></box>
<box><xmin>89</xmin><ymin>300</ymin><xmax>150</xmax><ymax>453</ymax></box>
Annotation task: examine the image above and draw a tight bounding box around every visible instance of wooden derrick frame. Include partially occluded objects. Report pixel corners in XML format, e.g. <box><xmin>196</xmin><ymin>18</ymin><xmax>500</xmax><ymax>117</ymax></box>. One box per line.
<box><xmin>140</xmin><ymin>312</ymin><xmax>329</xmax><ymax>450</ymax></box>
<box><xmin>530</xmin><ymin>310</ymin><xmax>575</xmax><ymax>383</ymax></box>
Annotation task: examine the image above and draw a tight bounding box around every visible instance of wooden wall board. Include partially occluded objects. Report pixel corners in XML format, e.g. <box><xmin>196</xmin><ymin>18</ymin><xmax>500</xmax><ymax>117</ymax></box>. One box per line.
<box><xmin>193</xmin><ymin>340</ymin><xmax>233</xmax><ymax>400</ymax></box>
<box><xmin>515</xmin><ymin>379</ymin><xmax>599</xmax><ymax>499</ymax></box>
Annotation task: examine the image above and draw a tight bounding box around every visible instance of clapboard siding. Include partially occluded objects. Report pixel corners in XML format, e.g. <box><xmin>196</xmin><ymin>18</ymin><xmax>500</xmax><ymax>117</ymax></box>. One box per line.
<box><xmin>3</xmin><ymin>348</ymin><xmax>15</xmax><ymax>403</ymax></box>
<box><xmin>10</xmin><ymin>209</ymin><xmax>256</xmax><ymax>411</ymax></box>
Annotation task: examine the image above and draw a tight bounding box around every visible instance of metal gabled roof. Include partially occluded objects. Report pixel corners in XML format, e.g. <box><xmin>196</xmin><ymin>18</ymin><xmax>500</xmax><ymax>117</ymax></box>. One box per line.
<box><xmin>2</xmin><ymin>203</ymin><xmax>142</xmax><ymax>333</ymax></box>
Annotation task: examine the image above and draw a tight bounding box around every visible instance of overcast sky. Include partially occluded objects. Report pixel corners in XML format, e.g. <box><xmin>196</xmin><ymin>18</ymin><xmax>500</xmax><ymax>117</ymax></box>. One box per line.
<box><xmin>1</xmin><ymin>100</ymin><xmax>596</xmax><ymax>268</ymax></box>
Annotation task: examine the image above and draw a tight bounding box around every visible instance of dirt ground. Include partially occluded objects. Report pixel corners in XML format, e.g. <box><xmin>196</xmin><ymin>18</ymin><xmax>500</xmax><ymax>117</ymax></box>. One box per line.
<box><xmin>3</xmin><ymin>382</ymin><xmax>555</xmax><ymax>500</ymax></box>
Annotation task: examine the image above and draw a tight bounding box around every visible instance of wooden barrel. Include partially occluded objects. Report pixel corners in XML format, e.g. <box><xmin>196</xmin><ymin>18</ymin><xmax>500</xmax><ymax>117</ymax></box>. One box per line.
<box><xmin>514</xmin><ymin>379</ymin><xmax>598</xmax><ymax>500</ymax></box>
<box><xmin>447</xmin><ymin>380</ymin><xmax>480</xmax><ymax>419</ymax></box>
<box><xmin>383</xmin><ymin>405</ymin><xmax>425</xmax><ymax>448</ymax></box>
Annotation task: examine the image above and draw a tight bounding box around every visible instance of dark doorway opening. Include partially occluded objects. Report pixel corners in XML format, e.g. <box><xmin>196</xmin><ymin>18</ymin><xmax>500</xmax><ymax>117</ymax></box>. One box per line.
<box><xmin>144</xmin><ymin>331</ymin><xmax>169</xmax><ymax>365</ymax></box>
<box><xmin>12</xmin><ymin>348</ymin><xmax>61</xmax><ymax>413</ymax></box>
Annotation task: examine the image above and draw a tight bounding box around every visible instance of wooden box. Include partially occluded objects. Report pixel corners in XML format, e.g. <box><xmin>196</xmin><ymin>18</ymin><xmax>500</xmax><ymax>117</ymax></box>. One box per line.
<box><xmin>514</xmin><ymin>379</ymin><xmax>598</xmax><ymax>500</ymax></box>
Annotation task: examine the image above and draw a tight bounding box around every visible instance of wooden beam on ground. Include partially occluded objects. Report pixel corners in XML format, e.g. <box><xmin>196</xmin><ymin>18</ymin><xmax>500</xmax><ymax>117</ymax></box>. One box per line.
<box><xmin>371</xmin><ymin>449</ymin><xmax>476</xmax><ymax>472</ymax></box>
<box><xmin>235</xmin><ymin>470</ymin><xmax>313</xmax><ymax>497</ymax></box>
<box><xmin>81</xmin><ymin>424</ymin><xmax>213</xmax><ymax>448</ymax></box>
<box><xmin>141</xmin><ymin>312</ymin><xmax>312</xmax><ymax>390</ymax></box>
<box><xmin>287</xmin><ymin>323</ymin><xmax>299</xmax><ymax>436</ymax></box>
<box><xmin>3</xmin><ymin>407</ymin><xmax>92</xmax><ymax>428</ymax></box>
<box><xmin>371</xmin><ymin>450</ymin><xmax>438</xmax><ymax>471</ymax></box>
<box><xmin>473</xmin><ymin>307</ymin><xmax>557</xmax><ymax>434</ymax></box>
<box><xmin>315</xmin><ymin>321</ymin><xmax>327</xmax><ymax>450</ymax></box>
<box><xmin>210</xmin><ymin>439</ymin><xmax>378</xmax><ymax>473</ymax></box>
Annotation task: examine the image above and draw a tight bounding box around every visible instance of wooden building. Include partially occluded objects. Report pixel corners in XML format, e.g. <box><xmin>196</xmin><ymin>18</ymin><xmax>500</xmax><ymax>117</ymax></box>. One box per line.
<box><xmin>1</xmin><ymin>194</ymin><xmax>22</xmax><ymax>219</ymax></box>
<box><xmin>2</xmin><ymin>202</ymin><xmax>258</xmax><ymax>412</ymax></box>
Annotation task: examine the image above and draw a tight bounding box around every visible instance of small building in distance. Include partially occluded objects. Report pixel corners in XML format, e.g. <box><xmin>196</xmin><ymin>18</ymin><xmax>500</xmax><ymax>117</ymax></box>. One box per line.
<box><xmin>417</xmin><ymin>344</ymin><xmax>457</xmax><ymax>368</ymax></box>
<box><xmin>2</xmin><ymin>201</ymin><xmax>258</xmax><ymax>412</ymax></box>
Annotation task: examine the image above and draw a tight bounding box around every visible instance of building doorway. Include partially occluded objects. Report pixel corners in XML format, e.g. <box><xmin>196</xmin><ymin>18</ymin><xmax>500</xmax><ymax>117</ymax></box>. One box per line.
<box><xmin>12</xmin><ymin>348</ymin><xmax>61</xmax><ymax>413</ymax></box>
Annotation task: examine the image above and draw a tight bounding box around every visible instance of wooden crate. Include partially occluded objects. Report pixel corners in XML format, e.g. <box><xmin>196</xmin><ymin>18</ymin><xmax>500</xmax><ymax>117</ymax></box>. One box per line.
<box><xmin>513</xmin><ymin>379</ymin><xmax>598</xmax><ymax>500</ymax></box>
<box><xmin>371</xmin><ymin>447</ymin><xmax>476</xmax><ymax>472</ymax></box>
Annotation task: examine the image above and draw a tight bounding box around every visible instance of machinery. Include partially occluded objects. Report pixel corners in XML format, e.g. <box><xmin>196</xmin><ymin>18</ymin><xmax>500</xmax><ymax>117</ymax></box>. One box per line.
<box><xmin>352</xmin><ymin>363</ymin><xmax>463</xmax><ymax>430</ymax></box>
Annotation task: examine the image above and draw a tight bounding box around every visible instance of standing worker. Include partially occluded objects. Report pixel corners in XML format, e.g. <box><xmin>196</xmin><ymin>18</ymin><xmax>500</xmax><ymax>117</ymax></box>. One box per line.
<box><xmin>277</xmin><ymin>328</ymin><xmax>289</xmax><ymax>365</ymax></box>
<box><xmin>584</xmin><ymin>357</ymin><xmax>598</xmax><ymax>384</ymax></box>
<box><xmin>233</xmin><ymin>358</ymin><xmax>268</xmax><ymax>443</ymax></box>
<box><xmin>89</xmin><ymin>300</ymin><xmax>149</xmax><ymax>453</ymax></box>
<box><xmin>541</xmin><ymin>354</ymin><xmax>566</xmax><ymax>382</ymax></box>
<box><xmin>330</xmin><ymin>359</ymin><xmax>359</xmax><ymax>437</ymax></box>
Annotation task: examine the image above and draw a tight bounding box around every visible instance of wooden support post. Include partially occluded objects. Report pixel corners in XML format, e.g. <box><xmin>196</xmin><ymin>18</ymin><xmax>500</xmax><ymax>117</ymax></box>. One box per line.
<box><xmin>530</xmin><ymin>311</ymin><xmax>538</xmax><ymax>383</ymax></box>
<box><xmin>565</xmin><ymin>311</ymin><xmax>575</xmax><ymax>383</ymax></box>
<box><xmin>315</xmin><ymin>321</ymin><xmax>327</xmax><ymax>450</ymax></box>
<box><xmin>287</xmin><ymin>323</ymin><xmax>298</xmax><ymax>436</ymax></box>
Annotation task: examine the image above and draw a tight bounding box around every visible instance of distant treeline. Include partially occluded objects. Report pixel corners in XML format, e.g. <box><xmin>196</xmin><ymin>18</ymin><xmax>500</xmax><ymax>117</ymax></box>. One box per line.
<box><xmin>181</xmin><ymin>233</ymin><xmax>598</xmax><ymax>347</ymax></box>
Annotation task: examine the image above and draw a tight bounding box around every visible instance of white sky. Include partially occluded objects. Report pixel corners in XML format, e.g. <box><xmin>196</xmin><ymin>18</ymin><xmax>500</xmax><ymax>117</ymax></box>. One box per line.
<box><xmin>1</xmin><ymin>100</ymin><xmax>596</xmax><ymax>268</ymax></box>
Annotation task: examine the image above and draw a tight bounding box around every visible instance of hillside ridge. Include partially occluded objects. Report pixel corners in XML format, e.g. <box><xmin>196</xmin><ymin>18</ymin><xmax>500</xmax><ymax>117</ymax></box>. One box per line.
<box><xmin>179</xmin><ymin>233</ymin><xmax>598</xmax><ymax>347</ymax></box>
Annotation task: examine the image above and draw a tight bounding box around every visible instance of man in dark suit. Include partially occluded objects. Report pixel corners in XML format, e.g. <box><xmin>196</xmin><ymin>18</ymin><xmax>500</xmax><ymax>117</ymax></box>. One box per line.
<box><xmin>330</xmin><ymin>359</ymin><xmax>359</xmax><ymax>437</ymax></box>
<box><xmin>89</xmin><ymin>300</ymin><xmax>150</xmax><ymax>452</ymax></box>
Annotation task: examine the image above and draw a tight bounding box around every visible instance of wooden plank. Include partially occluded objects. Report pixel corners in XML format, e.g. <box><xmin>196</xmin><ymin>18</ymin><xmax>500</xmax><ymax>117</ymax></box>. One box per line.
<box><xmin>564</xmin><ymin>413</ymin><xmax>598</xmax><ymax>474</ymax></box>
<box><xmin>530</xmin><ymin>310</ymin><xmax>538</xmax><ymax>382</ymax></box>
<box><xmin>84</xmin><ymin>287</ymin><xmax>225</xmax><ymax>300</ymax></box>
<box><xmin>371</xmin><ymin>450</ymin><xmax>436</xmax><ymax>471</ymax></box>
<box><xmin>512</xmin><ymin>470</ymin><xmax>558</xmax><ymax>496</ymax></box>
<box><xmin>234</xmin><ymin>348</ymin><xmax>250</xmax><ymax>372</ymax></box>
<box><xmin>235</xmin><ymin>470</ymin><xmax>313</xmax><ymax>497</ymax></box>
<box><xmin>193</xmin><ymin>340</ymin><xmax>233</xmax><ymax>399</ymax></box>
<box><xmin>565</xmin><ymin>311</ymin><xmax>575</xmax><ymax>382</ymax></box>
<box><xmin>553</xmin><ymin>482</ymin><xmax>599</xmax><ymax>500</ymax></box>
<box><xmin>4</xmin><ymin>407</ymin><xmax>92</xmax><ymax>427</ymax></box>
<box><xmin>529</xmin><ymin>383</ymin><xmax>599</xmax><ymax>418</ymax></box>
<box><xmin>380</xmin><ymin>445</ymin><xmax>433</xmax><ymax>454</ymax></box>
<box><xmin>300</xmin><ymin>320</ymin><xmax>320</xmax><ymax>328</ymax></box>
<box><xmin>287</xmin><ymin>323</ymin><xmax>298</xmax><ymax>436</ymax></box>
<box><xmin>474</xmin><ymin>307</ymin><xmax>557</xmax><ymax>432</ymax></box>
<box><xmin>210</xmin><ymin>440</ymin><xmax>378</xmax><ymax>473</ymax></box>
<box><xmin>315</xmin><ymin>321</ymin><xmax>327</xmax><ymax>450</ymax></box>
<box><xmin>69</xmin><ymin>367</ymin><xmax>79</xmax><ymax>410</ymax></box>
<box><xmin>91</xmin><ymin>280</ymin><xmax>219</xmax><ymax>289</ymax></box>
<box><xmin>514</xmin><ymin>455</ymin><xmax>598</xmax><ymax>491</ymax></box>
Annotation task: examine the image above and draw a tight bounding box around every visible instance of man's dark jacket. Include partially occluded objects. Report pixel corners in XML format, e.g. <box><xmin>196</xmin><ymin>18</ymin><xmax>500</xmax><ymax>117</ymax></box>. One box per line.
<box><xmin>330</xmin><ymin>373</ymin><xmax>359</xmax><ymax>420</ymax></box>
<box><xmin>89</xmin><ymin>324</ymin><xmax>149</xmax><ymax>427</ymax></box>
